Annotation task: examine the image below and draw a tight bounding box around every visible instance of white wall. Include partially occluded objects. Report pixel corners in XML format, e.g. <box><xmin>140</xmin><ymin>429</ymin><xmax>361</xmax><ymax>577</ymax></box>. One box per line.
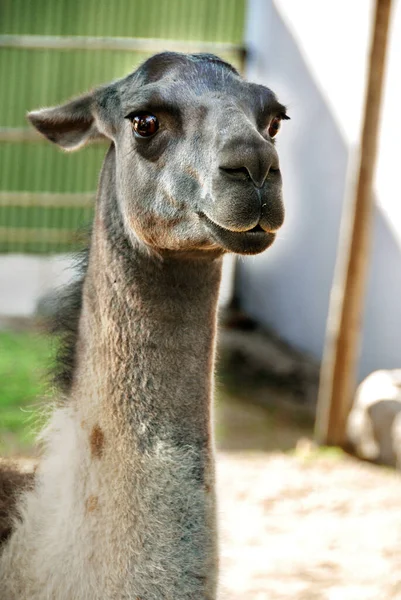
<box><xmin>0</xmin><ymin>255</ymin><xmax>74</xmax><ymax>317</ymax></box>
<box><xmin>0</xmin><ymin>253</ymin><xmax>235</xmax><ymax>317</ymax></box>
<box><xmin>239</xmin><ymin>0</ymin><xmax>401</xmax><ymax>381</ymax></box>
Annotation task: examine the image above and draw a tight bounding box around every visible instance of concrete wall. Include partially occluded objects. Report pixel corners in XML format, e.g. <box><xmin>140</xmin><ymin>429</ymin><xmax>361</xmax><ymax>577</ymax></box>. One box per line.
<box><xmin>239</xmin><ymin>0</ymin><xmax>401</xmax><ymax>381</ymax></box>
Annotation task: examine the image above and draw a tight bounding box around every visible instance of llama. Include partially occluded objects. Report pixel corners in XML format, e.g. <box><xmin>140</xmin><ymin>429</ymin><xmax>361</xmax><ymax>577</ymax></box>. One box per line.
<box><xmin>0</xmin><ymin>52</ymin><xmax>288</xmax><ymax>599</ymax></box>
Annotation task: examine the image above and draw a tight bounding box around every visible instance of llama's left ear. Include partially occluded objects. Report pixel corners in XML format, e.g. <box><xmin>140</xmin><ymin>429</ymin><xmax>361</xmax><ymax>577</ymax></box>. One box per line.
<box><xmin>27</xmin><ymin>92</ymin><xmax>106</xmax><ymax>151</ymax></box>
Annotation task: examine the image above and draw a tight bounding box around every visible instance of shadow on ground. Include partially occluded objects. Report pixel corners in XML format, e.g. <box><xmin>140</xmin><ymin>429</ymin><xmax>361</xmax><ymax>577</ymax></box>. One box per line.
<box><xmin>215</xmin><ymin>387</ymin><xmax>312</xmax><ymax>453</ymax></box>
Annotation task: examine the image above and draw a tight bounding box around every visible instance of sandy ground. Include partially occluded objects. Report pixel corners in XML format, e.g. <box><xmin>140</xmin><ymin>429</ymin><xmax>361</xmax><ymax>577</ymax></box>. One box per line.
<box><xmin>217</xmin><ymin>450</ymin><xmax>401</xmax><ymax>600</ymax></box>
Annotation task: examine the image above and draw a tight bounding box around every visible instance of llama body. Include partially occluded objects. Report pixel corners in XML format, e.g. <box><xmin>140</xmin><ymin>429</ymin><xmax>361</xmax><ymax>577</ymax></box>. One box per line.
<box><xmin>0</xmin><ymin>53</ymin><xmax>287</xmax><ymax>599</ymax></box>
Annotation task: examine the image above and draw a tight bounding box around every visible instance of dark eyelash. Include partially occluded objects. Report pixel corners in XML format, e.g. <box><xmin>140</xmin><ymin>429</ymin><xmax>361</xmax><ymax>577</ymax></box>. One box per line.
<box><xmin>124</xmin><ymin>103</ymin><xmax>181</xmax><ymax>121</ymax></box>
<box><xmin>124</xmin><ymin>111</ymin><xmax>151</xmax><ymax>121</ymax></box>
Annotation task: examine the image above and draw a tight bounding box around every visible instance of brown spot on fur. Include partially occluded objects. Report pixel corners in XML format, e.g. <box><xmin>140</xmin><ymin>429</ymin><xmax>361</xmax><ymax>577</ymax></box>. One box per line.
<box><xmin>0</xmin><ymin>460</ymin><xmax>36</xmax><ymax>547</ymax></box>
<box><xmin>184</xmin><ymin>165</ymin><xmax>202</xmax><ymax>184</ymax></box>
<box><xmin>86</xmin><ymin>495</ymin><xmax>99</xmax><ymax>513</ymax></box>
<box><xmin>90</xmin><ymin>425</ymin><xmax>104</xmax><ymax>459</ymax></box>
<box><xmin>205</xmin><ymin>483</ymin><xmax>211</xmax><ymax>493</ymax></box>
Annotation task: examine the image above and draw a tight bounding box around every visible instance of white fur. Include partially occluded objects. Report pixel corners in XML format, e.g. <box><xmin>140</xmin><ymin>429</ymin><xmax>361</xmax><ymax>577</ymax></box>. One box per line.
<box><xmin>1</xmin><ymin>404</ymin><xmax>216</xmax><ymax>599</ymax></box>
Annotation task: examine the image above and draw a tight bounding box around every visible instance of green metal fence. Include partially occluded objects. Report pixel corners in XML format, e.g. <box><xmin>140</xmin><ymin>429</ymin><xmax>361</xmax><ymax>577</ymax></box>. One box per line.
<box><xmin>0</xmin><ymin>0</ymin><xmax>246</xmax><ymax>254</ymax></box>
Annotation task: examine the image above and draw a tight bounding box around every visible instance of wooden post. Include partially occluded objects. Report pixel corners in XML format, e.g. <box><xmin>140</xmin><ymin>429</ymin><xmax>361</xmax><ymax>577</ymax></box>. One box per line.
<box><xmin>315</xmin><ymin>0</ymin><xmax>393</xmax><ymax>447</ymax></box>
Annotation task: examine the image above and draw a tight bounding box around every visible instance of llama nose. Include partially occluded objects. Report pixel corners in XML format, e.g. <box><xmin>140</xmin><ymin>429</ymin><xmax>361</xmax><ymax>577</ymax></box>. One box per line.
<box><xmin>219</xmin><ymin>140</ymin><xmax>278</xmax><ymax>189</ymax></box>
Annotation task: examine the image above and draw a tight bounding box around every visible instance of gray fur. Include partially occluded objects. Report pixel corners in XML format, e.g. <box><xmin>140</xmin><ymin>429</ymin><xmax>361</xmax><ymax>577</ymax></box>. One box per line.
<box><xmin>0</xmin><ymin>52</ymin><xmax>287</xmax><ymax>599</ymax></box>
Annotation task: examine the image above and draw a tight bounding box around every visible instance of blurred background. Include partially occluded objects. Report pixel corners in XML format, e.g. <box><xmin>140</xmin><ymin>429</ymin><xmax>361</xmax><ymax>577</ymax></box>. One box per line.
<box><xmin>1</xmin><ymin>2</ymin><xmax>401</xmax><ymax>596</ymax></box>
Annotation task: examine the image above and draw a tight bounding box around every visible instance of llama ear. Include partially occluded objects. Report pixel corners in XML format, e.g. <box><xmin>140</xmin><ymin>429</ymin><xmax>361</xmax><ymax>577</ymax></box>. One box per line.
<box><xmin>27</xmin><ymin>93</ymin><xmax>106</xmax><ymax>151</ymax></box>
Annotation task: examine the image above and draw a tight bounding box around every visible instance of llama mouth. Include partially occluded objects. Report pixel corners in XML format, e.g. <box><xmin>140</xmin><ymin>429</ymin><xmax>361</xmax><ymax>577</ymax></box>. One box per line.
<box><xmin>198</xmin><ymin>212</ymin><xmax>276</xmax><ymax>255</ymax></box>
<box><xmin>247</xmin><ymin>223</ymin><xmax>265</xmax><ymax>233</ymax></box>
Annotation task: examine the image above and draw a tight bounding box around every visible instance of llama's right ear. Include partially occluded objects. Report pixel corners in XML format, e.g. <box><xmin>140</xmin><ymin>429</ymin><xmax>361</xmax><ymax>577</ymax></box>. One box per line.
<box><xmin>28</xmin><ymin>93</ymin><xmax>106</xmax><ymax>151</ymax></box>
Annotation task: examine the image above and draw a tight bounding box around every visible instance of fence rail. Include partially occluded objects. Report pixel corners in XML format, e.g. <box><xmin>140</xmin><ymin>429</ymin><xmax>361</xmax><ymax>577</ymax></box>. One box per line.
<box><xmin>0</xmin><ymin>192</ymin><xmax>95</xmax><ymax>208</ymax></box>
<box><xmin>0</xmin><ymin>34</ymin><xmax>246</xmax><ymax>58</ymax></box>
<box><xmin>0</xmin><ymin>227</ymin><xmax>83</xmax><ymax>244</ymax></box>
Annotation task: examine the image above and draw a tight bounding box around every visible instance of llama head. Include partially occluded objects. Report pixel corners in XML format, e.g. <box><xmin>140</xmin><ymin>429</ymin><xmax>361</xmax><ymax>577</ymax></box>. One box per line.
<box><xmin>28</xmin><ymin>52</ymin><xmax>288</xmax><ymax>256</ymax></box>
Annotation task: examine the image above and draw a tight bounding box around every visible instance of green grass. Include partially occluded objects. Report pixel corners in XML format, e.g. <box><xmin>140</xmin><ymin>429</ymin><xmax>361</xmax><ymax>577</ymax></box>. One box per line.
<box><xmin>0</xmin><ymin>329</ymin><xmax>54</xmax><ymax>453</ymax></box>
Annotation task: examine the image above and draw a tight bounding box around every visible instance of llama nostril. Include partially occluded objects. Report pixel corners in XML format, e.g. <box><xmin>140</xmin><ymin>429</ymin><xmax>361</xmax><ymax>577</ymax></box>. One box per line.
<box><xmin>219</xmin><ymin>166</ymin><xmax>252</xmax><ymax>182</ymax></box>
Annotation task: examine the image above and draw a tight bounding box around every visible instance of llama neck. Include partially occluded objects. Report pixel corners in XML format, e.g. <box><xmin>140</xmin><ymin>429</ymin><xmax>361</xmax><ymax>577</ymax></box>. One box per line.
<box><xmin>75</xmin><ymin>219</ymin><xmax>223</xmax><ymax>459</ymax></box>
<box><xmin>70</xmin><ymin>150</ymin><xmax>222</xmax><ymax>597</ymax></box>
<box><xmin>61</xmin><ymin>146</ymin><xmax>222</xmax><ymax>598</ymax></box>
<box><xmin>77</xmin><ymin>145</ymin><xmax>222</xmax><ymax>453</ymax></box>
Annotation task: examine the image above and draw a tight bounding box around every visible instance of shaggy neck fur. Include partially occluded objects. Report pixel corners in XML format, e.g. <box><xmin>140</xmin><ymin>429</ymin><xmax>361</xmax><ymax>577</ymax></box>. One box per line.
<box><xmin>0</xmin><ymin>146</ymin><xmax>222</xmax><ymax>600</ymax></box>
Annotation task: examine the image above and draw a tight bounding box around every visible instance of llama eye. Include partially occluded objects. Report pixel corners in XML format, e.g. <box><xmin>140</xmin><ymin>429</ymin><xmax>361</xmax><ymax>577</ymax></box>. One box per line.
<box><xmin>268</xmin><ymin>116</ymin><xmax>281</xmax><ymax>138</ymax></box>
<box><xmin>131</xmin><ymin>113</ymin><xmax>159</xmax><ymax>138</ymax></box>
